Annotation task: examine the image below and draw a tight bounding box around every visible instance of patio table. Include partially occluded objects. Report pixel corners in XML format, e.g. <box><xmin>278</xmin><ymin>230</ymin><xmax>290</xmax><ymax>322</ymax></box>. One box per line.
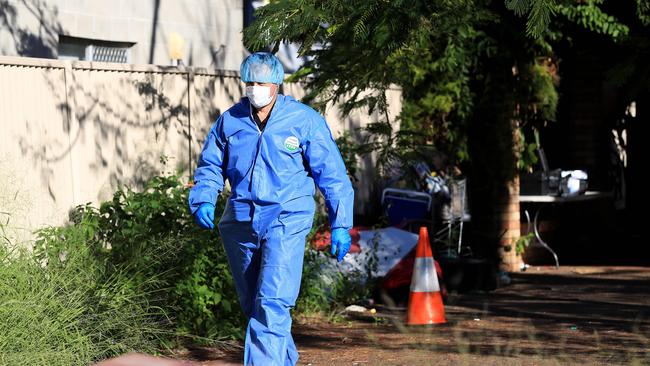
<box><xmin>519</xmin><ymin>191</ymin><xmax>612</xmax><ymax>268</ymax></box>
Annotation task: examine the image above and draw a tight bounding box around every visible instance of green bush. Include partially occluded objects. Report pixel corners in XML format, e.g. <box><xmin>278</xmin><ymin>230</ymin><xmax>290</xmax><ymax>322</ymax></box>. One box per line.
<box><xmin>0</xmin><ymin>175</ymin><xmax>242</xmax><ymax>365</ymax></box>
<box><xmin>0</xmin><ymin>247</ymin><xmax>92</xmax><ymax>365</ymax></box>
<box><xmin>58</xmin><ymin>176</ymin><xmax>242</xmax><ymax>341</ymax></box>
<box><xmin>0</xmin><ymin>224</ymin><xmax>163</xmax><ymax>365</ymax></box>
<box><xmin>1</xmin><ymin>174</ymin><xmax>373</xmax><ymax>364</ymax></box>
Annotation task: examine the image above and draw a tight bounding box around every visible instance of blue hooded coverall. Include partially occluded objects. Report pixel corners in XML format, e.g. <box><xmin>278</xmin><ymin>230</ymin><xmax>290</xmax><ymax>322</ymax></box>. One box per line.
<box><xmin>188</xmin><ymin>94</ymin><xmax>354</xmax><ymax>365</ymax></box>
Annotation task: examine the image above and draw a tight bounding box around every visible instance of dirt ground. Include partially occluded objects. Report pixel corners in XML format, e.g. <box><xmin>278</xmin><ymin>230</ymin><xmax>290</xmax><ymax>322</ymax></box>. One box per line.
<box><xmin>189</xmin><ymin>266</ymin><xmax>649</xmax><ymax>366</ymax></box>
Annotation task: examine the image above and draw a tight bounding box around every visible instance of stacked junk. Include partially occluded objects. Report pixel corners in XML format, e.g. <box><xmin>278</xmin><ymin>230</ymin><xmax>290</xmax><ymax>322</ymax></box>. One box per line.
<box><xmin>313</xmin><ymin>160</ymin><xmax>490</xmax><ymax>324</ymax></box>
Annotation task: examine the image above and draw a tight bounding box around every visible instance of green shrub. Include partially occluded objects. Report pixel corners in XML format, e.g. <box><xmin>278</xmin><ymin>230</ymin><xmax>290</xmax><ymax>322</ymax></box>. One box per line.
<box><xmin>54</xmin><ymin>176</ymin><xmax>242</xmax><ymax>341</ymax></box>
<box><xmin>0</xmin><ymin>175</ymin><xmax>240</xmax><ymax>364</ymax></box>
<box><xmin>0</xmin><ymin>226</ymin><xmax>163</xmax><ymax>365</ymax></box>
<box><xmin>0</xmin><ymin>249</ymin><xmax>92</xmax><ymax>365</ymax></box>
<box><xmin>1</xmin><ymin>173</ymin><xmax>374</xmax><ymax>364</ymax></box>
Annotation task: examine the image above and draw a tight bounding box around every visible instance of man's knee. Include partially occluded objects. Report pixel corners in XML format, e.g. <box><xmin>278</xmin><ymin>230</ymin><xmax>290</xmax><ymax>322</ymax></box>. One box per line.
<box><xmin>252</xmin><ymin>297</ymin><xmax>294</xmax><ymax>329</ymax></box>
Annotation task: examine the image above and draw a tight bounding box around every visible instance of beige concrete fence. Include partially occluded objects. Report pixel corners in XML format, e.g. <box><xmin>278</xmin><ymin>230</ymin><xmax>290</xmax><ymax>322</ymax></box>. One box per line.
<box><xmin>0</xmin><ymin>55</ymin><xmax>401</xmax><ymax>245</ymax></box>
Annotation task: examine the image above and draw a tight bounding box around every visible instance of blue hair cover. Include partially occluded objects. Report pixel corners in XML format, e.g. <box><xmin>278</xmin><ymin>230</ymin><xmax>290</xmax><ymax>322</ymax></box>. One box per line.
<box><xmin>240</xmin><ymin>52</ymin><xmax>285</xmax><ymax>84</ymax></box>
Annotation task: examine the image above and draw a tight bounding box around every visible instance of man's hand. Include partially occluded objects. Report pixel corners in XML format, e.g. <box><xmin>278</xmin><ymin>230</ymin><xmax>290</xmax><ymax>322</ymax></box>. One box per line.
<box><xmin>331</xmin><ymin>228</ymin><xmax>352</xmax><ymax>262</ymax></box>
<box><xmin>195</xmin><ymin>203</ymin><xmax>215</xmax><ymax>230</ymax></box>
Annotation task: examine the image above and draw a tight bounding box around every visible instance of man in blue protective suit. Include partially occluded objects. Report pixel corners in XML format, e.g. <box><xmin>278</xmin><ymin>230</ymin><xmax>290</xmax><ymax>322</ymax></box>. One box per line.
<box><xmin>188</xmin><ymin>52</ymin><xmax>354</xmax><ymax>366</ymax></box>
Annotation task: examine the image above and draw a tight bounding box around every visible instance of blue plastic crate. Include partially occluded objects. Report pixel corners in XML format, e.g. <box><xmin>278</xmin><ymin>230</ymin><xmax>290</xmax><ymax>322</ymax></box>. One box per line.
<box><xmin>381</xmin><ymin>188</ymin><xmax>432</xmax><ymax>226</ymax></box>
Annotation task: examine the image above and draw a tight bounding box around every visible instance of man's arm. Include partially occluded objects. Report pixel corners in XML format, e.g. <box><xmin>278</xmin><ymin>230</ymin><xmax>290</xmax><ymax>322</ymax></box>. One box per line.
<box><xmin>188</xmin><ymin>118</ymin><xmax>226</xmax><ymax>214</ymax></box>
<box><xmin>303</xmin><ymin>116</ymin><xmax>354</xmax><ymax>229</ymax></box>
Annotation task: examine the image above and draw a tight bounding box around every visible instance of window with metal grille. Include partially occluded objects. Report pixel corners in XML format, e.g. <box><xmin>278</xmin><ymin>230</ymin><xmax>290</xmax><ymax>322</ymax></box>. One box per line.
<box><xmin>58</xmin><ymin>35</ymin><xmax>134</xmax><ymax>64</ymax></box>
<box><xmin>90</xmin><ymin>45</ymin><xmax>129</xmax><ymax>63</ymax></box>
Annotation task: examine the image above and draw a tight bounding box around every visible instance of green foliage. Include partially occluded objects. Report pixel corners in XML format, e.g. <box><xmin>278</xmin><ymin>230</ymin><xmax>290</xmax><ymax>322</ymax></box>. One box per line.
<box><xmin>243</xmin><ymin>0</ymin><xmax>650</xmax><ymax>269</ymax></box>
<box><xmin>637</xmin><ymin>0</ymin><xmax>650</xmax><ymax>26</ymax></box>
<box><xmin>0</xmin><ymin>226</ymin><xmax>164</xmax><ymax>365</ymax></box>
<box><xmin>296</xmin><ymin>248</ymin><xmax>331</xmax><ymax>313</ymax></box>
<box><xmin>1</xmin><ymin>171</ymin><xmax>375</xmax><ymax>362</ymax></box>
<box><xmin>335</xmin><ymin>131</ymin><xmax>362</xmax><ymax>183</ymax></box>
<box><xmin>0</xmin><ymin>176</ymin><xmax>237</xmax><ymax>364</ymax></box>
<box><xmin>23</xmin><ymin>176</ymin><xmax>243</xmax><ymax>346</ymax></box>
<box><xmin>248</xmin><ymin>0</ymin><xmax>646</xmax><ymax>179</ymax></box>
<box><xmin>396</xmin><ymin>6</ymin><xmax>492</xmax><ymax>165</ymax></box>
<box><xmin>297</xmin><ymin>255</ymin><xmax>375</xmax><ymax>316</ymax></box>
<box><xmin>84</xmin><ymin>176</ymin><xmax>243</xmax><ymax>340</ymax></box>
<box><xmin>245</xmin><ymin>1</ymin><xmax>469</xmax><ymax>115</ymax></box>
<box><xmin>513</xmin><ymin>59</ymin><xmax>558</xmax><ymax>171</ymax></box>
<box><xmin>515</xmin><ymin>232</ymin><xmax>535</xmax><ymax>255</ymax></box>
<box><xmin>507</xmin><ymin>0</ymin><xmax>631</xmax><ymax>40</ymax></box>
<box><xmin>506</xmin><ymin>0</ymin><xmax>557</xmax><ymax>38</ymax></box>
<box><xmin>516</xmin><ymin>128</ymin><xmax>539</xmax><ymax>171</ymax></box>
<box><xmin>556</xmin><ymin>0</ymin><xmax>629</xmax><ymax>41</ymax></box>
<box><xmin>328</xmin><ymin>270</ymin><xmax>374</xmax><ymax>308</ymax></box>
<box><xmin>297</xmin><ymin>247</ymin><xmax>376</xmax><ymax>315</ymax></box>
<box><xmin>244</xmin><ymin>1</ymin><xmax>562</xmax><ymax>173</ymax></box>
<box><xmin>513</xmin><ymin>61</ymin><xmax>559</xmax><ymax>125</ymax></box>
<box><xmin>245</xmin><ymin>0</ymin><xmax>646</xmax><ymax>176</ymax></box>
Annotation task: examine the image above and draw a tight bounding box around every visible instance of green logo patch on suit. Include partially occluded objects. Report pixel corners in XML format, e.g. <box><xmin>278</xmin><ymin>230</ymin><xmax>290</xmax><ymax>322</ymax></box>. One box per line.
<box><xmin>284</xmin><ymin>136</ymin><xmax>300</xmax><ymax>151</ymax></box>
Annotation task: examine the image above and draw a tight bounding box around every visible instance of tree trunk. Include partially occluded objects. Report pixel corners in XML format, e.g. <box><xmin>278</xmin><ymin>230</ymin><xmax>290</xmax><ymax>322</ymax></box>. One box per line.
<box><xmin>467</xmin><ymin>62</ymin><xmax>522</xmax><ymax>272</ymax></box>
<box><xmin>497</xmin><ymin>150</ymin><xmax>522</xmax><ymax>272</ymax></box>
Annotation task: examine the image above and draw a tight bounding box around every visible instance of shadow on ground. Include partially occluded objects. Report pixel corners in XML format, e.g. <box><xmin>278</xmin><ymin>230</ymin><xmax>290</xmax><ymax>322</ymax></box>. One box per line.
<box><xmin>195</xmin><ymin>266</ymin><xmax>649</xmax><ymax>365</ymax></box>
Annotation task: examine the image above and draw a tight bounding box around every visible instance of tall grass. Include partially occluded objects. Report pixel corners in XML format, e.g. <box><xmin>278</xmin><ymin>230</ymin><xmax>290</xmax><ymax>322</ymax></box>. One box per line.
<box><xmin>0</xmin><ymin>217</ymin><xmax>167</xmax><ymax>365</ymax></box>
<box><xmin>0</xmin><ymin>174</ymin><xmax>373</xmax><ymax>364</ymax></box>
<box><xmin>0</xmin><ymin>245</ymin><xmax>93</xmax><ymax>365</ymax></box>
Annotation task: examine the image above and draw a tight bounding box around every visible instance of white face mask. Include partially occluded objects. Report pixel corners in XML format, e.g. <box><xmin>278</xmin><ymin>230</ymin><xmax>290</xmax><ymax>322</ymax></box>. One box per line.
<box><xmin>245</xmin><ymin>85</ymin><xmax>274</xmax><ymax>108</ymax></box>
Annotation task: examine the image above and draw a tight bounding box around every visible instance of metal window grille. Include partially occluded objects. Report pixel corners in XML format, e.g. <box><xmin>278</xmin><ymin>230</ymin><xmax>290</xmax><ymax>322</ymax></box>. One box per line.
<box><xmin>59</xmin><ymin>35</ymin><xmax>134</xmax><ymax>64</ymax></box>
<box><xmin>89</xmin><ymin>45</ymin><xmax>130</xmax><ymax>63</ymax></box>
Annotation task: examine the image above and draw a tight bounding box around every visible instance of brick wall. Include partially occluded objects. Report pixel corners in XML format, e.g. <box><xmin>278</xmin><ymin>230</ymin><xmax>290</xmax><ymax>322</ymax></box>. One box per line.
<box><xmin>498</xmin><ymin>176</ymin><xmax>522</xmax><ymax>271</ymax></box>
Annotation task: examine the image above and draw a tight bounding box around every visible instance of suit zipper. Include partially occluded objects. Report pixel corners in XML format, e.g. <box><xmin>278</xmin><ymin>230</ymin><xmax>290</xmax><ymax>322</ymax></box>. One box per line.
<box><xmin>249</xmin><ymin>109</ymin><xmax>272</xmax><ymax>199</ymax></box>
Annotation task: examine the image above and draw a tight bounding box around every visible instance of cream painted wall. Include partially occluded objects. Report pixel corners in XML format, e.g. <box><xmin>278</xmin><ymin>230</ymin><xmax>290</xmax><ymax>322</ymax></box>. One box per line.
<box><xmin>0</xmin><ymin>0</ymin><xmax>244</xmax><ymax>70</ymax></box>
<box><xmin>0</xmin><ymin>55</ymin><xmax>402</xmax><ymax>246</ymax></box>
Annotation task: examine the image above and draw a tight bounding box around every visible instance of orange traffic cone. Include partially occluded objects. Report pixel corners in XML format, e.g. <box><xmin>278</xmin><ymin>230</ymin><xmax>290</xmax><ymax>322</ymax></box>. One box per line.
<box><xmin>406</xmin><ymin>226</ymin><xmax>447</xmax><ymax>325</ymax></box>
